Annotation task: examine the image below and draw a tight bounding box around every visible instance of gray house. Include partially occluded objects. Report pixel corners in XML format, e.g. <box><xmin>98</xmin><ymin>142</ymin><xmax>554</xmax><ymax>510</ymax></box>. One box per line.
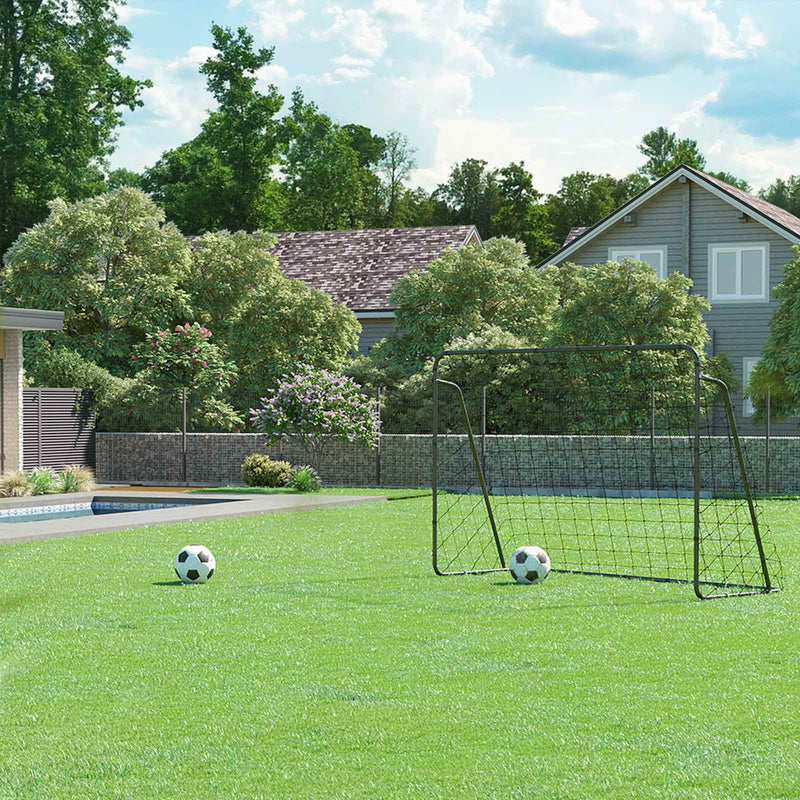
<box><xmin>270</xmin><ymin>225</ymin><xmax>481</xmax><ymax>354</ymax></box>
<box><xmin>539</xmin><ymin>164</ymin><xmax>800</xmax><ymax>434</ymax></box>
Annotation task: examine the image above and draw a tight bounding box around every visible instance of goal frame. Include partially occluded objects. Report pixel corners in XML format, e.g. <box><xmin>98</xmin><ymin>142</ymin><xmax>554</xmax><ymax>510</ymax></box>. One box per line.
<box><xmin>431</xmin><ymin>343</ymin><xmax>775</xmax><ymax>599</ymax></box>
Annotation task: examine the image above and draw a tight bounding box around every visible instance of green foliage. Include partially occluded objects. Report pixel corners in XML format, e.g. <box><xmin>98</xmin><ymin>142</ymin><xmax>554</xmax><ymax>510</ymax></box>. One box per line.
<box><xmin>29</xmin><ymin>468</ymin><xmax>59</xmax><ymax>495</ymax></box>
<box><xmin>637</xmin><ymin>126</ymin><xmax>706</xmax><ymax>180</ymax></box>
<box><xmin>58</xmin><ymin>465</ymin><xmax>96</xmax><ymax>493</ymax></box>
<box><xmin>287</xmin><ymin>465</ymin><xmax>322</xmax><ymax>492</ymax></box>
<box><xmin>385</xmin><ymin>237</ymin><xmax>555</xmax><ymax>374</ymax></box>
<box><xmin>0</xmin><ymin>0</ymin><xmax>150</xmax><ymax>257</ymax></box>
<box><xmin>747</xmin><ymin>247</ymin><xmax>800</xmax><ymax>424</ymax></box>
<box><xmin>435</xmin><ymin>158</ymin><xmax>501</xmax><ymax>238</ymax></box>
<box><xmin>706</xmin><ymin>171</ymin><xmax>750</xmax><ymax>192</ymax></box>
<box><xmin>2</xmin><ymin>188</ymin><xmax>192</xmax><ymax>376</ymax></box>
<box><xmin>377</xmin><ymin>131</ymin><xmax>416</xmax><ymax>225</ymax></box>
<box><xmin>143</xmin><ymin>24</ymin><xmax>284</xmax><ymax>234</ymax></box>
<box><xmin>0</xmin><ymin>470</ymin><xmax>33</xmax><ymax>497</ymax></box>
<box><xmin>760</xmin><ymin>175</ymin><xmax>800</xmax><ymax>217</ymax></box>
<box><xmin>241</xmin><ymin>454</ymin><xmax>292</xmax><ymax>488</ymax></box>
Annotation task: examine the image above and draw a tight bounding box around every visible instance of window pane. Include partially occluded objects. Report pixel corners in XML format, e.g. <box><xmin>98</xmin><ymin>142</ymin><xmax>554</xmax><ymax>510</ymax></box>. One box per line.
<box><xmin>640</xmin><ymin>251</ymin><xmax>662</xmax><ymax>274</ymax></box>
<box><xmin>613</xmin><ymin>251</ymin><xmax>637</xmax><ymax>261</ymax></box>
<box><xmin>741</xmin><ymin>249</ymin><xmax>764</xmax><ymax>296</ymax></box>
<box><xmin>715</xmin><ymin>251</ymin><xmax>737</xmax><ymax>295</ymax></box>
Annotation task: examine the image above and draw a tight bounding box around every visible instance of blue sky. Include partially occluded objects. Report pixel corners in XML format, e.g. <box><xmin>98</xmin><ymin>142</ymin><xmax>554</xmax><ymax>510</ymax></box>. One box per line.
<box><xmin>111</xmin><ymin>0</ymin><xmax>800</xmax><ymax>194</ymax></box>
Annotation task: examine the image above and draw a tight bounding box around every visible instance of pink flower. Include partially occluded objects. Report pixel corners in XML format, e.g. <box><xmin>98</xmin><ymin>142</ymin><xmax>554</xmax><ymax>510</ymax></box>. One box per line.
<box><xmin>131</xmin><ymin>355</ymin><xmax>138</xmax><ymax>360</ymax></box>
<box><xmin>202</xmin><ymin>362</ymin><xmax>207</xmax><ymax>368</ymax></box>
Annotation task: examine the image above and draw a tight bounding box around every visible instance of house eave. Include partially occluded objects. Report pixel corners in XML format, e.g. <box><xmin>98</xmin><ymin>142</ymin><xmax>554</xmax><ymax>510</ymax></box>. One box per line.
<box><xmin>0</xmin><ymin>307</ymin><xmax>64</xmax><ymax>331</ymax></box>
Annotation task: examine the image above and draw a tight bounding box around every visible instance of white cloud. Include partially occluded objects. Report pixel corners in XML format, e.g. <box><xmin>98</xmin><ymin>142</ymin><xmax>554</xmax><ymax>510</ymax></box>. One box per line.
<box><xmin>736</xmin><ymin>16</ymin><xmax>767</xmax><ymax>50</ymax></box>
<box><xmin>231</xmin><ymin>0</ymin><xmax>306</xmax><ymax>40</ymax></box>
<box><xmin>256</xmin><ymin>64</ymin><xmax>289</xmax><ymax>85</ymax></box>
<box><xmin>331</xmin><ymin>54</ymin><xmax>374</xmax><ymax>68</ymax></box>
<box><xmin>313</xmin><ymin>5</ymin><xmax>387</xmax><ymax>59</ymax></box>
<box><xmin>544</xmin><ymin>0</ymin><xmax>599</xmax><ymax>37</ymax></box>
<box><xmin>334</xmin><ymin>66</ymin><xmax>372</xmax><ymax>80</ymax></box>
<box><xmin>114</xmin><ymin>2</ymin><xmax>154</xmax><ymax>23</ymax></box>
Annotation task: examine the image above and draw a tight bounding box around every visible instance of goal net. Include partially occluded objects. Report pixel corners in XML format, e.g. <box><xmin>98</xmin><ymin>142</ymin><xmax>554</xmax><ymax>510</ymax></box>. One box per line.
<box><xmin>432</xmin><ymin>345</ymin><xmax>781</xmax><ymax>599</ymax></box>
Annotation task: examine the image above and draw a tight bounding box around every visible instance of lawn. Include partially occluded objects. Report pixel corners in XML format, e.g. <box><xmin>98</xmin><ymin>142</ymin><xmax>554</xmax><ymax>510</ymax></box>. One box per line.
<box><xmin>0</xmin><ymin>496</ymin><xmax>798</xmax><ymax>799</ymax></box>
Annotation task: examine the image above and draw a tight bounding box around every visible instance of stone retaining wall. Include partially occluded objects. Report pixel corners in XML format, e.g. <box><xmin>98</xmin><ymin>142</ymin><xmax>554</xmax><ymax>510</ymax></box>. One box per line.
<box><xmin>96</xmin><ymin>432</ymin><xmax>800</xmax><ymax>493</ymax></box>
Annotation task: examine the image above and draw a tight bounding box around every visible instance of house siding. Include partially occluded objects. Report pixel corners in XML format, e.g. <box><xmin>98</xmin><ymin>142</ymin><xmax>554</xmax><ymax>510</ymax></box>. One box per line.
<box><xmin>557</xmin><ymin>178</ymin><xmax>799</xmax><ymax>436</ymax></box>
<box><xmin>357</xmin><ymin>318</ymin><xmax>395</xmax><ymax>355</ymax></box>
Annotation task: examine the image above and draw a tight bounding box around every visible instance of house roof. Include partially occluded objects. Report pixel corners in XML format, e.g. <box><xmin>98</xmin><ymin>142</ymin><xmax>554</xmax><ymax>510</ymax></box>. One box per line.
<box><xmin>538</xmin><ymin>164</ymin><xmax>800</xmax><ymax>268</ymax></box>
<box><xmin>563</xmin><ymin>226</ymin><xmax>588</xmax><ymax>246</ymax></box>
<box><xmin>270</xmin><ymin>225</ymin><xmax>480</xmax><ymax>313</ymax></box>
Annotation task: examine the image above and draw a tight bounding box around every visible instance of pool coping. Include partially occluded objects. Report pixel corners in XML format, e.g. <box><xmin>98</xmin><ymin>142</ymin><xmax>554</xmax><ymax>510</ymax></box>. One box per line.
<box><xmin>0</xmin><ymin>491</ymin><xmax>387</xmax><ymax>546</ymax></box>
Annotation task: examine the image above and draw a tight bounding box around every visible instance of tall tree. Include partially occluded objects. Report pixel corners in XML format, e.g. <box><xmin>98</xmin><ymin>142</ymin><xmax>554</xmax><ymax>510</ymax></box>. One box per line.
<box><xmin>378</xmin><ymin>131</ymin><xmax>417</xmax><ymax>226</ymax></box>
<box><xmin>281</xmin><ymin>90</ymin><xmax>365</xmax><ymax>230</ymax></box>
<box><xmin>638</xmin><ymin>126</ymin><xmax>707</xmax><ymax>179</ymax></box>
<box><xmin>491</xmin><ymin>161</ymin><xmax>557</xmax><ymax>263</ymax></box>
<box><xmin>342</xmin><ymin>124</ymin><xmax>385</xmax><ymax>168</ymax></box>
<box><xmin>143</xmin><ymin>24</ymin><xmax>284</xmax><ymax>234</ymax></box>
<box><xmin>0</xmin><ymin>0</ymin><xmax>149</xmax><ymax>257</ymax></box>
<box><xmin>435</xmin><ymin>159</ymin><xmax>502</xmax><ymax>238</ymax></box>
<box><xmin>760</xmin><ymin>176</ymin><xmax>800</xmax><ymax>216</ymax></box>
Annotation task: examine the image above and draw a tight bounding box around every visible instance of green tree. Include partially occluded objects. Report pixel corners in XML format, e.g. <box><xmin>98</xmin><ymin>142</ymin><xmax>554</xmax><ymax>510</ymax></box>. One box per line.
<box><xmin>281</xmin><ymin>90</ymin><xmax>365</xmax><ymax>230</ymax></box>
<box><xmin>435</xmin><ymin>159</ymin><xmax>501</xmax><ymax>238</ymax></box>
<box><xmin>760</xmin><ymin>176</ymin><xmax>800</xmax><ymax>217</ymax></box>
<box><xmin>342</xmin><ymin>124</ymin><xmax>386</xmax><ymax>168</ymax></box>
<box><xmin>104</xmin><ymin>168</ymin><xmax>143</xmax><ymax>190</ymax></box>
<box><xmin>2</xmin><ymin>188</ymin><xmax>192</xmax><ymax>376</ymax></box>
<box><xmin>747</xmin><ymin>247</ymin><xmax>800</xmax><ymax>424</ymax></box>
<box><xmin>638</xmin><ymin>126</ymin><xmax>707</xmax><ymax>179</ymax></box>
<box><xmin>706</xmin><ymin>171</ymin><xmax>750</xmax><ymax>192</ymax></box>
<box><xmin>143</xmin><ymin>24</ymin><xmax>284</xmax><ymax>234</ymax></box>
<box><xmin>0</xmin><ymin>0</ymin><xmax>149</xmax><ymax>257</ymax></box>
<box><xmin>546</xmin><ymin>172</ymin><xmax>642</xmax><ymax>244</ymax></box>
<box><xmin>378</xmin><ymin>131</ymin><xmax>417</xmax><ymax>226</ymax></box>
<box><xmin>491</xmin><ymin>161</ymin><xmax>557</xmax><ymax>263</ymax></box>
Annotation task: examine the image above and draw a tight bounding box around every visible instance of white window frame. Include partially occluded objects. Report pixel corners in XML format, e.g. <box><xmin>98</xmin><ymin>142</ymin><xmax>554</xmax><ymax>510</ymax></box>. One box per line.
<box><xmin>743</xmin><ymin>357</ymin><xmax>759</xmax><ymax>417</ymax></box>
<box><xmin>708</xmin><ymin>243</ymin><xmax>769</xmax><ymax>303</ymax></box>
<box><xmin>608</xmin><ymin>246</ymin><xmax>668</xmax><ymax>279</ymax></box>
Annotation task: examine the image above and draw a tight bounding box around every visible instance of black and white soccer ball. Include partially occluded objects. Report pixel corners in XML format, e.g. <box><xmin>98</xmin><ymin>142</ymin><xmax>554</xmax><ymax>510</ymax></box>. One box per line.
<box><xmin>509</xmin><ymin>546</ymin><xmax>551</xmax><ymax>585</ymax></box>
<box><xmin>174</xmin><ymin>545</ymin><xmax>216</xmax><ymax>584</ymax></box>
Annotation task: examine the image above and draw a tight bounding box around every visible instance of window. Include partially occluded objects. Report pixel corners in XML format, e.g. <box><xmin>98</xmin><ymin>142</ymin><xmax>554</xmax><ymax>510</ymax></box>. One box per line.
<box><xmin>743</xmin><ymin>357</ymin><xmax>759</xmax><ymax>417</ymax></box>
<box><xmin>709</xmin><ymin>244</ymin><xmax>768</xmax><ymax>302</ymax></box>
<box><xmin>609</xmin><ymin>246</ymin><xmax>667</xmax><ymax>279</ymax></box>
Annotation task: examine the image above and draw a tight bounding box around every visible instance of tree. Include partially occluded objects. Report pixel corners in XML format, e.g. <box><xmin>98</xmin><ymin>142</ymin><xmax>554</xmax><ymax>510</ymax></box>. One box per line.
<box><xmin>546</xmin><ymin>171</ymin><xmax>642</xmax><ymax>245</ymax></box>
<box><xmin>143</xmin><ymin>24</ymin><xmax>284</xmax><ymax>234</ymax></box>
<box><xmin>2</xmin><ymin>188</ymin><xmax>191</xmax><ymax>377</ymax></box>
<box><xmin>760</xmin><ymin>176</ymin><xmax>800</xmax><ymax>217</ymax></box>
<box><xmin>342</xmin><ymin>124</ymin><xmax>386</xmax><ymax>168</ymax></box>
<box><xmin>706</xmin><ymin>171</ymin><xmax>750</xmax><ymax>192</ymax></box>
<box><xmin>491</xmin><ymin>161</ymin><xmax>557</xmax><ymax>263</ymax></box>
<box><xmin>368</xmin><ymin>237</ymin><xmax>557</xmax><ymax>377</ymax></box>
<box><xmin>281</xmin><ymin>90</ymin><xmax>366</xmax><ymax>230</ymax></box>
<box><xmin>435</xmin><ymin>159</ymin><xmax>501</xmax><ymax>238</ymax></box>
<box><xmin>104</xmin><ymin>168</ymin><xmax>143</xmax><ymax>190</ymax></box>
<box><xmin>0</xmin><ymin>0</ymin><xmax>149</xmax><ymax>257</ymax></box>
<box><xmin>250</xmin><ymin>364</ymin><xmax>379</xmax><ymax>473</ymax></box>
<box><xmin>747</xmin><ymin>247</ymin><xmax>800</xmax><ymax>424</ymax></box>
<box><xmin>638</xmin><ymin>126</ymin><xmax>706</xmax><ymax>180</ymax></box>
<box><xmin>378</xmin><ymin>131</ymin><xmax>416</xmax><ymax>226</ymax></box>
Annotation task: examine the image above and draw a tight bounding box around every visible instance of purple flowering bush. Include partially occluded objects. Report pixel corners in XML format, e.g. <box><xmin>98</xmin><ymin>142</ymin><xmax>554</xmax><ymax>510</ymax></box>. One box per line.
<box><xmin>250</xmin><ymin>364</ymin><xmax>380</xmax><ymax>474</ymax></box>
<box><xmin>129</xmin><ymin>322</ymin><xmax>243</xmax><ymax>430</ymax></box>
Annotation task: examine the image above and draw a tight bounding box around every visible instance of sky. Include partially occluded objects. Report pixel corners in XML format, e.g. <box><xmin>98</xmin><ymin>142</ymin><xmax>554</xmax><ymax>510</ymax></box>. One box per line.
<box><xmin>111</xmin><ymin>0</ymin><xmax>800</xmax><ymax>195</ymax></box>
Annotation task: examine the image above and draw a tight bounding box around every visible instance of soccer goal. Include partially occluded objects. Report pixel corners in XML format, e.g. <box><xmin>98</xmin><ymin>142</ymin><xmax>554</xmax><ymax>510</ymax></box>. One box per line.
<box><xmin>431</xmin><ymin>344</ymin><xmax>781</xmax><ymax>599</ymax></box>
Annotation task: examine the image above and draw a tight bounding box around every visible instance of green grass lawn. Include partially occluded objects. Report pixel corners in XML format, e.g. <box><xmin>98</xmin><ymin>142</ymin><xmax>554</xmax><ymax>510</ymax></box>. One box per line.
<box><xmin>0</xmin><ymin>496</ymin><xmax>798</xmax><ymax>799</ymax></box>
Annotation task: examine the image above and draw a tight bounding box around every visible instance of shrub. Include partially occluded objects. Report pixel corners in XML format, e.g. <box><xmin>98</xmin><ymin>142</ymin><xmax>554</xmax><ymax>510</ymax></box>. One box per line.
<box><xmin>58</xmin><ymin>465</ymin><xmax>96</xmax><ymax>493</ymax></box>
<box><xmin>241</xmin><ymin>454</ymin><xmax>292</xmax><ymax>488</ymax></box>
<box><xmin>0</xmin><ymin>470</ymin><xmax>33</xmax><ymax>497</ymax></box>
<box><xmin>288</xmin><ymin>465</ymin><xmax>321</xmax><ymax>493</ymax></box>
<box><xmin>29</xmin><ymin>468</ymin><xmax>59</xmax><ymax>495</ymax></box>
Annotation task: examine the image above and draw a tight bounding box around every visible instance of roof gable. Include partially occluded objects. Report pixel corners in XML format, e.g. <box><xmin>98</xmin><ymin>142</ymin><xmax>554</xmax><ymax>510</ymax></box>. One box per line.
<box><xmin>539</xmin><ymin>165</ymin><xmax>800</xmax><ymax>268</ymax></box>
<box><xmin>271</xmin><ymin>225</ymin><xmax>480</xmax><ymax>311</ymax></box>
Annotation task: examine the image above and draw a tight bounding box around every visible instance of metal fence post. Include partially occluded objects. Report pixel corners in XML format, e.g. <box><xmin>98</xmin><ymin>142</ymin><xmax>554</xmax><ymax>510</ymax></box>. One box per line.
<box><xmin>481</xmin><ymin>385</ymin><xmax>487</xmax><ymax>481</ymax></box>
<box><xmin>765</xmin><ymin>389</ymin><xmax>771</xmax><ymax>494</ymax></box>
<box><xmin>375</xmin><ymin>386</ymin><xmax>381</xmax><ymax>486</ymax></box>
<box><xmin>650</xmin><ymin>387</ymin><xmax>656</xmax><ymax>490</ymax></box>
<box><xmin>181</xmin><ymin>387</ymin><xmax>187</xmax><ymax>485</ymax></box>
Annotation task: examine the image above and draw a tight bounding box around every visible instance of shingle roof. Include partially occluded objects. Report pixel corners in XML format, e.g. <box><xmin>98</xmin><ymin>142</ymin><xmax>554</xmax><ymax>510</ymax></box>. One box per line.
<box><xmin>693</xmin><ymin>167</ymin><xmax>800</xmax><ymax>240</ymax></box>
<box><xmin>269</xmin><ymin>226</ymin><xmax>479</xmax><ymax>312</ymax></box>
<box><xmin>563</xmin><ymin>226</ymin><xmax>588</xmax><ymax>246</ymax></box>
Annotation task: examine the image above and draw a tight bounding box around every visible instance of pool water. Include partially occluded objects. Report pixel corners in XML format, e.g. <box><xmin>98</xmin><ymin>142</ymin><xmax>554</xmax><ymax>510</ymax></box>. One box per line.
<box><xmin>0</xmin><ymin>501</ymin><xmax>197</xmax><ymax>524</ymax></box>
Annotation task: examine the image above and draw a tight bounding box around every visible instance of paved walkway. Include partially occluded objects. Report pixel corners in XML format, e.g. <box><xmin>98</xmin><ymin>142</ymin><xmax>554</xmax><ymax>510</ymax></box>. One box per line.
<box><xmin>0</xmin><ymin>491</ymin><xmax>386</xmax><ymax>546</ymax></box>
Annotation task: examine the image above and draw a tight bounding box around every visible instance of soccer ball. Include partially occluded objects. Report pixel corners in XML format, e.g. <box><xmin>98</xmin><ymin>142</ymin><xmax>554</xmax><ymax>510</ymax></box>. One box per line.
<box><xmin>174</xmin><ymin>545</ymin><xmax>216</xmax><ymax>584</ymax></box>
<box><xmin>509</xmin><ymin>545</ymin><xmax>551</xmax><ymax>585</ymax></box>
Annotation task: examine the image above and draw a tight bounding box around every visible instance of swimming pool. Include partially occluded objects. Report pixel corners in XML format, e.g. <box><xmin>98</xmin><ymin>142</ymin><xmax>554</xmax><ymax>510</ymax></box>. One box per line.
<box><xmin>0</xmin><ymin>500</ymin><xmax>215</xmax><ymax>524</ymax></box>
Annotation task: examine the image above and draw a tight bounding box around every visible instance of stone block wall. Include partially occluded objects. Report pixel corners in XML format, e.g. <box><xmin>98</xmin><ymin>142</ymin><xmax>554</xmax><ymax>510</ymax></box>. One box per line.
<box><xmin>1</xmin><ymin>330</ymin><xmax>23</xmax><ymax>472</ymax></box>
<box><xmin>95</xmin><ymin>431</ymin><xmax>800</xmax><ymax>493</ymax></box>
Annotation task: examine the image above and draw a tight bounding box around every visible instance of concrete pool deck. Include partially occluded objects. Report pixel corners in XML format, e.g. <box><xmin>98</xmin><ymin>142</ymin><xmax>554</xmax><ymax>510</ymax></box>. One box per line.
<box><xmin>0</xmin><ymin>491</ymin><xmax>387</xmax><ymax>546</ymax></box>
